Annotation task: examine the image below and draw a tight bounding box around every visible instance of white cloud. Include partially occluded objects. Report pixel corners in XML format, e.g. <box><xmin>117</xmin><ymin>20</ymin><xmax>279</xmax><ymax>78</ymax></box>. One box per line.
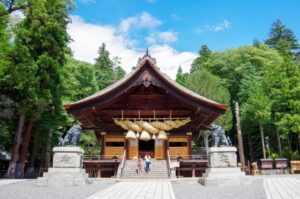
<box><xmin>68</xmin><ymin>15</ymin><xmax>197</xmax><ymax>79</ymax></box>
<box><xmin>145</xmin><ymin>31</ymin><xmax>177</xmax><ymax>44</ymax></box>
<box><xmin>213</xmin><ymin>20</ymin><xmax>230</xmax><ymax>32</ymax></box>
<box><xmin>119</xmin><ymin>12</ymin><xmax>161</xmax><ymax>34</ymax></box>
<box><xmin>195</xmin><ymin>19</ymin><xmax>231</xmax><ymax>34</ymax></box>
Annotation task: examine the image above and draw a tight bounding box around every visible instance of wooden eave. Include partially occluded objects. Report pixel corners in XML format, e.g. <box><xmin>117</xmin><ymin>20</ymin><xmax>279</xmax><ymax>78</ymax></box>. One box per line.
<box><xmin>64</xmin><ymin>55</ymin><xmax>228</xmax><ymax>132</ymax></box>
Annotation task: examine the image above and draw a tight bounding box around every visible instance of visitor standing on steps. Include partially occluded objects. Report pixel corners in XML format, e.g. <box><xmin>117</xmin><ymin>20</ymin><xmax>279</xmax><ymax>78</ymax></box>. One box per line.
<box><xmin>145</xmin><ymin>153</ymin><xmax>151</xmax><ymax>174</ymax></box>
<box><xmin>136</xmin><ymin>155</ymin><xmax>143</xmax><ymax>174</ymax></box>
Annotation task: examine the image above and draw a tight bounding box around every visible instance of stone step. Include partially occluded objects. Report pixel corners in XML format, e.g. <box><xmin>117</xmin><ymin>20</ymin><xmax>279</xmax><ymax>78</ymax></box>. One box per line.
<box><xmin>123</xmin><ymin>175</ymin><xmax>169</xmax><ymax>179</ymax></box>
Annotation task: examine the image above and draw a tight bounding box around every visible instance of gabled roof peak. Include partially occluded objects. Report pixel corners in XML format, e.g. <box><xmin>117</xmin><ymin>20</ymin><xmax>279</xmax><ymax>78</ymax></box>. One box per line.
<box><xmin>137</xmin><ymin>48</ymin><xmax>158</xmax><ymax>69</ymax></box>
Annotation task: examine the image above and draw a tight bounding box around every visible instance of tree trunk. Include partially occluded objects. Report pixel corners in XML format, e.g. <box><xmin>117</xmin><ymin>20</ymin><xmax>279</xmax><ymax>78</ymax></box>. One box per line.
<box><xmin>259</xmin><ymin>123</ymin><xmax>266</xmax><ymax>159</ymax></box>
<box><xmin>44</xmin><ymin>130</ymin><xmax>53</xmax><ymax>168</ymax></box>
<box><xmin>25</xmin><ymin>129</ymin><xmax>39</xmax><ymax>178</ymax></box>
<box><xmin>298</xmin><ymin>135</ymin><xmax>300</xmax><ymax>160</ymax></box>
<box><xmin>247</xmin><ymin>131</ymin><xmax>254</xmax><ymax>162</ymax></box>
<box><xmin>276</xmin><ymin>127</ymin><xmax>283</xmax><ymax>157</ymax></box>
<box><xmin>235</xmin><ymin>102</ymin><xmax>246</xmax><ymax>168</ymax></box>
<box><xmin>18</xmin><ymin>120</ymin><xmax>33</xmax><ymax>178</ymax></box>
<box><xmin>6</xmin><ymin>113</ymin><xmax>25</xmax><ymax>178</ymax></box>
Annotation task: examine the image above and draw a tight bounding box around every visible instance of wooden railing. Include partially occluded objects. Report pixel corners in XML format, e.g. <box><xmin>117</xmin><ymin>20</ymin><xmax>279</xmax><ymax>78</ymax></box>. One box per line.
<box><xmin>166</xmin><ymin>150</ymin><xmax>171</xmax><ymax>178</ymax></box>
<box><xmin>83</xmin><ymin>154</ymin><xmax>122</xmax><ymax>178</ymax></box>
<box><xmin>170</xmin><ymin>154</ymin><xmax>208</xmax><ymax>160</ymax></box>
<box><xmin>83</xmin><ymin>155</ymin><xmax>122</xmax><ymax>160</ymax></box>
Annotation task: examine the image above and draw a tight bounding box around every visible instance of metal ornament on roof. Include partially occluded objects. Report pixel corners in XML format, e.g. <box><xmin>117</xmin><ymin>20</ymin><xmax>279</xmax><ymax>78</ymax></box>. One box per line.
<box><xmin>113</xmin><ymin>110</ymin><xmax>191</xmax><ymax>141</ymax></box>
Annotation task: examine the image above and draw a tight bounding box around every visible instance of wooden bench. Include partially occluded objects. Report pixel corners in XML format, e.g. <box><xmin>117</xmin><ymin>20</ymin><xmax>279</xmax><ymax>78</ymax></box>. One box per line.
<box><xmin>291</xmin><ymin>160</ymin><xmax>300</xmax><ymax>174</ymax></box>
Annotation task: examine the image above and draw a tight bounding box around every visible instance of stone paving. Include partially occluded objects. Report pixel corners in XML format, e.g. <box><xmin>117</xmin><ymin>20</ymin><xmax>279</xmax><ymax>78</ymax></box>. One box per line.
<box><xmin>0</xmin><ymin>179</ymin><xmax>26</xmax><ymax>186</ymax></box>
<box><xmin>264</xmin><ymin>177</ymin><xmax>300</xmax><ymax>199</ymax></box>
<box><xmin>0</xmin><ymin>176</ymin><xmax>300</xmax><ymax>199</ymax></box>
<box><xmin>87</xmin><ymin>181</ymin><xmax>176</xmax><ymax>199</ymax></box>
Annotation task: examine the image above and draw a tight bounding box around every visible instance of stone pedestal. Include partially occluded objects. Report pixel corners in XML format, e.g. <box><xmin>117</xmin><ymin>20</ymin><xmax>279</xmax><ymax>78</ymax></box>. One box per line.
<box><xmin>37</xmin><ymin>147</ymin><xmax>91</xmax><ymax>187</ymax></box>
<box><xmin>199</xmin><ymin>147</ymin><xmax>251</xmax><ymax>187</ymax></box>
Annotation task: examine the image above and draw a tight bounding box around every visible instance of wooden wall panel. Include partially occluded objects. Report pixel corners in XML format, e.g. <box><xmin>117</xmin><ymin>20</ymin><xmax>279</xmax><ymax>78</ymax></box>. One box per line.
<box><xmin>169</xmin><ymin>147</ymin><xmax>188</xmax><ymax>157</ymax></box>
<box><xmin>129</xmin><ymin>139</ymin><xmax>138</xmax><ymax>159</ymax></box>
<box><xmin>106</xmin><ymin>137</ymin><xmax>124</xmax><ymax>142</ymax></box>
<box><xmin>168</xmin><ymin>136</ymin><xmax>189</xmax><ymax>158</ymax></box>
<box><xmin>104</xmin><ymin>147</ymin><xmax>124</xmax><ymax>157</ymax></box>
<box><xmin>104</xmin><ymin>135</ymin><xmax>125</xmax><ymax>158</ymax></box>
<box><xmin>155</xmin><ymin>140</ymin><xmax>164</xmax><ymax>159</ymax></box>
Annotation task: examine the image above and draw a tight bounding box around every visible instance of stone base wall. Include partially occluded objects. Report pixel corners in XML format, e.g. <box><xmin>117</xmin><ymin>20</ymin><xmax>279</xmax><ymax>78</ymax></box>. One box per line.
<box><xmin>199</xmin><ymin>147</ymin><xmax>251</xmax><ymax>187</ymax></box>
<box><xmin>37</xmin><ymin>147</ymin><xmax>91</xmax><ymax>187</ymax></box>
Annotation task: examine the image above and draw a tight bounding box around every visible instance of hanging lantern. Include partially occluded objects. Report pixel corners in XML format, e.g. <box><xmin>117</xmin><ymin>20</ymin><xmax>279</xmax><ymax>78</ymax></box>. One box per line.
<box><xmin>136</xmin><ymin>132</ymin><xmax>140</xmax><ymax>138</ymax></box>
<box><xmin>125</xmin><ymin>130</ymin><xmax>136</xmax><ymax>139</ymax></box>
<box><xmin>157</xmin><ymin>130</ymin><xmax>168</xmax><ymax>140</ymax></box>
<box><xmin>152</xmin><ymin>134</ymin><xmax>156</xmax><ymax>139</ymax></box>
<box><xmin>140</xmin><ymin>130</ymin><xmax>151</xmax><ymax>141</ymax></box>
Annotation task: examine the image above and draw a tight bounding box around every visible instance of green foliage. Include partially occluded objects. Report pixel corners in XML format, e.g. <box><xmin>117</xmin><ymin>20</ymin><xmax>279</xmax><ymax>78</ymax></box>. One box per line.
<box><xmin>175</xmin><ymin>66</ymin><xmax>186</xmax><ymax>86</ymax></box>
<box><xmin>201</xmin><ymin>45</ymin><xmax>282</xmax><ymax>101</ymax></box>
<box><xmin>240</xmin><ymin>80</ymin><xmax>271</xmax><ymax>125</ymax></box>
<box><xmin>61</xmin><ymin>56</ymin><xmax>98</xmax><ymax>103</ymax></box>
<box><xmin>80</xmin><ymin>130</ymin><xmax>100</xmax><ymax>155</ymax></box>
<box><xmin>263</xmin><ymin>48</ymin><xmax>300</xmax><ymax>136</ymax></box>
<box><xmin>265</xmin><ymin>19</ymin><xmax>299</xmax><ymax>54</ymax></box>
<box><xmin>185</xmin><ymin>69</ymin><xmax>232</xmax><ymax>131</ymax></box>
<box><xmin>94</xmin><ymin>43</ymin><xmax>114</xmax><ymax>89</ymax></box>
<box><xmin>190</xmin><ymin>44</ymin><xmax>212</xmax><ymax>73</ymax></box>
<box><xmin>0</xmin><ymin>95</ymin><xmax>15</xmax><ymax>150</ymax></box>
<box><xmin>112</xmin><ymin>56</ymin><xmax>126</xmax><ymax>82</ymax></box>
<box><xmin>94</xmin><ymin>43</ymin><xmax>126</xmax><ymax>90</ymax></box>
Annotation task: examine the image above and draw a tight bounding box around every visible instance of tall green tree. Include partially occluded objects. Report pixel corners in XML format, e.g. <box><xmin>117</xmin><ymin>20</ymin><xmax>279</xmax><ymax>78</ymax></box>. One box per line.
<box><xmin>112</xmin><ymin>56</ymin><xmax>126</xmax><ymax>81</ymax></box>
<box><xmin>185</xmin><ymin>69</ymin><xmax>232</xmax><ymax>131</ymax></box>
<box><xmin>241</xmin><ymin>79</ymin><xmax>271</xmax><ymax>158</ymax></box>
<box><xmin>175</xmin><ymin>66</ymin><xmax>186</xmax><ymax>86</ymax></box>
<box><xmin>265</xmin><ymin>19</ymin><xmax>299</xmax><ymax>55</ymax></box>
<box><xmin>5</xmin><ymin>0</ymin><xmax>73</xmax><ymax>178</ymax></box>
<box><xmin>190</xmin><ymin>44</ymin><xmax>212</xmax><ymax>73</ymax></box>
<box><xmin>94</xmin><ymin>43</ymin><xmax>114</xmax><ymax>89</ymax></box>
<box><xmin>200</xmin><ymin>45</ymin><xmax>282</xmax><ymax>102</ymax></box>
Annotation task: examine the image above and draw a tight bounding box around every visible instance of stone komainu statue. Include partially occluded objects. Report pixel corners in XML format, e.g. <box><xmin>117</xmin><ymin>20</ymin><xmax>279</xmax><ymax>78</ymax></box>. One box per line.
<box><xmin>59</xmin><ymin>125</ymin><xmax>82</xmax><ymax>146</ymax></box>
<box><xmin>210</xmin><ymin>124</ymin><xmax>231</xmax><ymax>147</ymax></box>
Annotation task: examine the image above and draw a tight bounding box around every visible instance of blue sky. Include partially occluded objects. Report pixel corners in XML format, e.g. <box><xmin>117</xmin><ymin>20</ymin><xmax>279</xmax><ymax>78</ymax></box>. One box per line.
<box><xmin>68</xmin><ymin>0</ymin><xmax>300</xmax><ymax>78</ymax></box>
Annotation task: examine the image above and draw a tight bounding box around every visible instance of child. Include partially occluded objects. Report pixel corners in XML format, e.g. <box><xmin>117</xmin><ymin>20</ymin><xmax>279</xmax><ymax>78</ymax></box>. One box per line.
<box><xmin>136</xmin><ymin>155</ymin><xmax>143</xmax><ymax>174</ymax></box>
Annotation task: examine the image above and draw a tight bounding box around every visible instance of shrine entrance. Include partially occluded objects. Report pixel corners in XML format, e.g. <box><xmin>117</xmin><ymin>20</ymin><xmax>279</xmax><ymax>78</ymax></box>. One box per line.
<box><xmin>139</xmin><ymin>140</ymin><xmax>155</xmax><ymax>158</ymax></box>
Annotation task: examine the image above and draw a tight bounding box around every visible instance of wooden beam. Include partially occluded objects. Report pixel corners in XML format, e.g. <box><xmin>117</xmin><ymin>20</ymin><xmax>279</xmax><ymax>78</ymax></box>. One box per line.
<box><xmin>99</xmin><ymin>109</ymin><xmax>192</xmax><ymax>117</ymax></box>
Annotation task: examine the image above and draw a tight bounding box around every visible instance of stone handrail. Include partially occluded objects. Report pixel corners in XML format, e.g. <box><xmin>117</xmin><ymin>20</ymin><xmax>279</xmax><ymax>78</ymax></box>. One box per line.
<box><xmin>116</xmin><ymin>150</ymin><xmax>126</xmax><ymax>178</ymax></box>
<box><xmin>166</xmin><ymin>150</ymin><xmax>171</xmax><ymax>177</ymax></box>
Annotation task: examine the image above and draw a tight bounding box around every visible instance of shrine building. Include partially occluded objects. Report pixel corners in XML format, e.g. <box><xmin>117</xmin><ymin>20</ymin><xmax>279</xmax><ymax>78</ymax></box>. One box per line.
<box><xmin>64</xmin><ymin>53</ymin><xmax>228</xmax><ymax>178</ymax></box>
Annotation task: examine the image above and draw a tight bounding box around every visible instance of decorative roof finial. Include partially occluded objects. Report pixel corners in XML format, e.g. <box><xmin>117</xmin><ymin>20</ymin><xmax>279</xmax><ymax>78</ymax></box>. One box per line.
<box><xmin>145</xmin><ymin>48</ymin><xmax>149</xmax><ymax>56</ymax></box>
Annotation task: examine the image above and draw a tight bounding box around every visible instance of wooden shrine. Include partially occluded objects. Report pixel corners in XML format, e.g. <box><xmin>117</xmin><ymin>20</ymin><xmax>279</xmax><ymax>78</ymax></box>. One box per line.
<box><xmin>64</xmin><ymin>53</ymin><xmax>228</xmax><ymax>177</ymax></box>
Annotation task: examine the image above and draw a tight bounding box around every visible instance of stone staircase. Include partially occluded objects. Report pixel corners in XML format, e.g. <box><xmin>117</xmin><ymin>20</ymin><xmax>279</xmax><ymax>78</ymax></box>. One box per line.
<box><xmin>121</xmin><ymin>159</ymin><xmax>169</xmax><ymax>179</ymax></box>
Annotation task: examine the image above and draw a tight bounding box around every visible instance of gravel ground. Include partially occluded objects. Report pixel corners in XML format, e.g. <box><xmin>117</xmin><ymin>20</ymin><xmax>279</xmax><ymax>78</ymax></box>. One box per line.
<box><xmin>172</xmin><ymin>179</ymin><xmax>267</xmax><ymax>199</ymax></box>
<box><xmin>0</xmin><ymin>180</ymin><xmax>115</xmax><ymax>199</ymax></box>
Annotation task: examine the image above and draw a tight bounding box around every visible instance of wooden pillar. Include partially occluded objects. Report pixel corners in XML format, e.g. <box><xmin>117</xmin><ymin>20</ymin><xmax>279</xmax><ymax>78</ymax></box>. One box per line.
<box><xmin>235</xmin><ymin>102</ymin><xmax>245</xmax><ymax>169</ymax></box>
<box><xmin>187</xmin><ymin>133</ymin><xmax>192</xmax><ymax>156</ymax></box>
<box><xmin>101</xmin><ymin>135</ymin><xmax>105</xmax><ymax>156</ymax></box>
